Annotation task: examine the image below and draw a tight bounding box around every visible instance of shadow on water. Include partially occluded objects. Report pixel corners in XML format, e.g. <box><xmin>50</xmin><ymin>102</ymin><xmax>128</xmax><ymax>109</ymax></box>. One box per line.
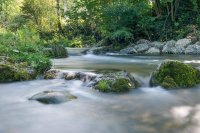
<box><xmin>0</xmin><ymin>53</ymin><xmax>200</xmax><ymax>133</ymax></box>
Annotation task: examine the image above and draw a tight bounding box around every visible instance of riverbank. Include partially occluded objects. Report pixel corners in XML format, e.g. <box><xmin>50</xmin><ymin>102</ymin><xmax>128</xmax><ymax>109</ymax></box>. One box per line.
<box><xmin>88</xmin><ymin>38</ymin><xmax>200</xmax><ymax>55</ymax></box>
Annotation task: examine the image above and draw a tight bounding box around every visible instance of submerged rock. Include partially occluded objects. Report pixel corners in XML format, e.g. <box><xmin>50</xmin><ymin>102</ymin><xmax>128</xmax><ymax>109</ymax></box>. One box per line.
<box><xmin>29</xmin><ymin>90</ymin><xmax>77</xmax><ymax>104</ymax></box>
<box><xmin>150</xmin><ymin>60</ymin><xmax>200</xmax><ymax>89</ymax></box>
<box><xmin>94</xmin><ymin>71</ymin><xmax>139</xmax><ymax>92</ymax></box>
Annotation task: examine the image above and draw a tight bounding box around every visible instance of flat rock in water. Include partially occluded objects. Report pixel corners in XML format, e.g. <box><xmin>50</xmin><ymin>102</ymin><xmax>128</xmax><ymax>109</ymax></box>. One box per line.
<box><xmin>29</xmin><ymin>90</ymin><xmax>77</xmax><ymax>104</ymax></box>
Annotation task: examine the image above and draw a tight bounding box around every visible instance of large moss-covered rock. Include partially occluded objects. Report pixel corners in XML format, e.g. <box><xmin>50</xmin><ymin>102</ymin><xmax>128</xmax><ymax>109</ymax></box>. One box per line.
<box><xmin>0</xmin><ymin>57</ymin><xmax>36</xmax><ymax>82</ymax></box>
<box><xmin>94</xmin><ymin>71</ymin><xmax>139</xmax><ymax>92</ymax></box>
<box><xmin>150</xmin><ymin>60</ymin><xmax>200</xmax><ymax>89</ymax></box>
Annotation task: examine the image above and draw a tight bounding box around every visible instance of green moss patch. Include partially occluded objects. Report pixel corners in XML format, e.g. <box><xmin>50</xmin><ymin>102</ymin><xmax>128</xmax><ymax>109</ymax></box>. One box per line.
<box><xmin>111</xmin><ymin>78</ymin><xmax>133</xmax><ymax>92</ymax></box>
<box><xmin>150</xmin><ymin>60</ymin><xmax>200</xmax><ymax>89</ymax></box>
<box><xmin>94</xmin><ymin>71</ymin><xmax>139</xmax><ymax>93</ymax></box>
<box><xmin>94</xmin><ymin>80</ymin><xmax>111</xmax><ymax>92</ymax></box>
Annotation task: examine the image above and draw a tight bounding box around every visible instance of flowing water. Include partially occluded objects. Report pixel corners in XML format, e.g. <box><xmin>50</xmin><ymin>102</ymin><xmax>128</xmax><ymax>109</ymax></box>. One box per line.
<box><xmin>1</xmin><ymin>49</ymin><xmax>200</xmax><ymax>133</ymax></box>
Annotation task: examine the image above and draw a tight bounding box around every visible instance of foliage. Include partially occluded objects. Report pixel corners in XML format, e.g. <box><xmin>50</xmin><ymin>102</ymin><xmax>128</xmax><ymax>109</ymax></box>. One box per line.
<box><xmin>0</xmin><ymin>27</ymin><xmax>51</xmax><ymax>74</ymax></box>
<box><xmin>1</xmin><ymin>0</ymin><xmax>200</xmax><ymax>49</ymax></box>
<box><xmin>50</xmin><ymin>45</ymin><xmax>68</xmax><ymax>58</ymax></box>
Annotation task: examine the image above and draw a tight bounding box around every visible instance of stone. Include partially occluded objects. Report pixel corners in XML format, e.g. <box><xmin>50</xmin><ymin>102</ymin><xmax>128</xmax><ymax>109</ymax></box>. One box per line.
<box><xmin>136</xmin><ymin>39</ymin><xmax>151</xmax><ymax>45</ymax></box>
<box><xmin>134</xmin><ymin>43</ymin><xmax>149</xmax><ymax>53</ymax></box>
<box><xmin>185</xmin><ymin>44</ymin><xmax>200</xmax><ymax>54</ymax></box>
<box><xmin>77</xmin><ymin>72</ymin><xmax>97</xmax><ymax>82</ymax></box>
<box><xmin>176</xmin><ymin>38</ymin><xmax>191</xmax><ymax>48</ymax></box>
<box><xmin>162</xmin><ymin>40</ymin><xmax>176</xmax><ymax>54</ymax></box>
<box><xmin>150</xmin><ymin>41</ymin><xmax>165</xmax><ymax>49</ymax></box>
<box><xmin>145</xmin><ymin>47</ymin><xmax>160</xmax><ymax>55</ymax></box>
<box><xmin>44</xmin><ymin>69</ymin><xmax>62</xmax><ymax>79</ymax></box>
<box><xmin>64</xmin><ymin>71</ymin><xmax>97</xmax><ymax>82</ymax></box>
<box><xmin>119</xmin><ymin>47</ymin><xmax>137</xmax><ymax>54</ymax></box>
<box><xmin>174</xmin><ymin>39</ymin><xmax>192</xmax><ymax>54</ymax></box>
<box><xmin>94</xmin><ymin>71</ymin><xmax>139</xmax><ymax>92</ymax></box>
<box><xmin>150</xmin><ymin>60</ymin><xmax>200</xmax><ymax>89</ymax></box>
<box><xmin>29</xmin><ymin>90</ymin><xmax>77</xmax><ymax>104</ymax></box>
<box><xmin>64</xmin><ymin>72</ymin><xmax>77</xmax><ymax>80</ymax></box>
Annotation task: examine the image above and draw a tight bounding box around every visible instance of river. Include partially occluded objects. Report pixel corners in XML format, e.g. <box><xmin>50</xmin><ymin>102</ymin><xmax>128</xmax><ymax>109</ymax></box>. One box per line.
<box><xmin>0</xmin><ymin>50</ymin><xmax>200</xmax><ymax>133</ymax></box>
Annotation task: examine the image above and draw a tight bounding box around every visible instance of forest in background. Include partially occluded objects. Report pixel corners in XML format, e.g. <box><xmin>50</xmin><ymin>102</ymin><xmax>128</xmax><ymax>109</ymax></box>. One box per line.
<box><xmin>0</xmin><ymin>0</ymin><xmax>200</xmax><ymax>71</ymax></box>
<box><xmin>1</xmin><ymin>0</ymin><xmax>200</xmax><ymax>48</ymax></box>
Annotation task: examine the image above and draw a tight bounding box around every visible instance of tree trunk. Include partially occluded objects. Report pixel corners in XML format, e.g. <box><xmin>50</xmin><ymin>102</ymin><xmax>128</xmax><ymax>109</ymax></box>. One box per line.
<box><xmin>154</xmin><ymin>0</ymin><xmax>162</xmax><ymax>17</ymax></box>
<box><xmin>62</xmin><ymin>0</ymin><xmax>68</xmax><ymax>20</ymax></box>
<box><xmin>174</xmin><ymin>0</ymin><xmax>180</xmax><ymax>19</ymax></box>
<box><xmin>56</xmin><ymin>0</ymin><xmax>63</xmax><ymax>34</ymax></box>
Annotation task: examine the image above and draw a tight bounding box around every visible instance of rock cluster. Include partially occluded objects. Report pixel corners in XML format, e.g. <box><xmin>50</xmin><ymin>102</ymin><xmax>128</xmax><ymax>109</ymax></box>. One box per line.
<box><xmin>89</xmin><ymin>38</ymin><xmax>200</xmax><ymax>55</ymax></box>
<box><xmin>44</xmin><ymin>69</ymin><xmax>140</xmax><ymax>93</ymax></box>
<box><xmin>119</xmin><ymin>38</ymin><xmax>200</xmax><ymax>55</ymax></box>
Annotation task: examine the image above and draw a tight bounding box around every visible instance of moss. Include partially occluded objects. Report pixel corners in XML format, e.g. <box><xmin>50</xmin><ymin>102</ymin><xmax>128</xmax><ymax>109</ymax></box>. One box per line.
<box><xmin>95</xmin><ymin>78</ymin><xmax>133</xmax><ymax>93</ymax></box>
<box><xmin>0</xmin><ymin>63</ymin><xmax>33</xmax><ymax>82</ymax></box>
<box><xmin>111</xmin><ymin>78</ymin><xmax>132</xmax><ymax>92</ymax></box>
<box><xmin>151</xmin><ymin>61</ymin><xmax>200</xmax><ymax>89</ymax></box>
<box><xmin>94</xmin><ymin>80</ymin><xmax>111</xmax><ymax>92</ymax></box>
<box><xmin>161</xmin><ymin>76</ymin><xmax>178</xmax><ymax>89</ymax></box>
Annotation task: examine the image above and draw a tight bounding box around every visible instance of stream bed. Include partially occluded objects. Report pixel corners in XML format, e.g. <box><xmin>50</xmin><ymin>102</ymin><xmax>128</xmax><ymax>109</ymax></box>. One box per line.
<box><xmin>1</xmin><ymin>53</ymin><xmax>200</xmax><ymax>133</ymax></box>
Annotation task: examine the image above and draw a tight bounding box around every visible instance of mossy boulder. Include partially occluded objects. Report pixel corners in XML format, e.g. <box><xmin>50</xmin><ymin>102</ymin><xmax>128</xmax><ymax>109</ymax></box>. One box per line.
<box><xmin>150</xmin><ymin>60</ymin><xmax>200</xmax><ymax>89</ymax></box>
<box><xmin>0</xmin><ymin>61</ymin><xmax>36</xmax><ymax>82</ymax></box>
<box><xmin>94</xmin><ymin>71</ymin><xmax>139</xmax><ymax>93</ymax></box>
